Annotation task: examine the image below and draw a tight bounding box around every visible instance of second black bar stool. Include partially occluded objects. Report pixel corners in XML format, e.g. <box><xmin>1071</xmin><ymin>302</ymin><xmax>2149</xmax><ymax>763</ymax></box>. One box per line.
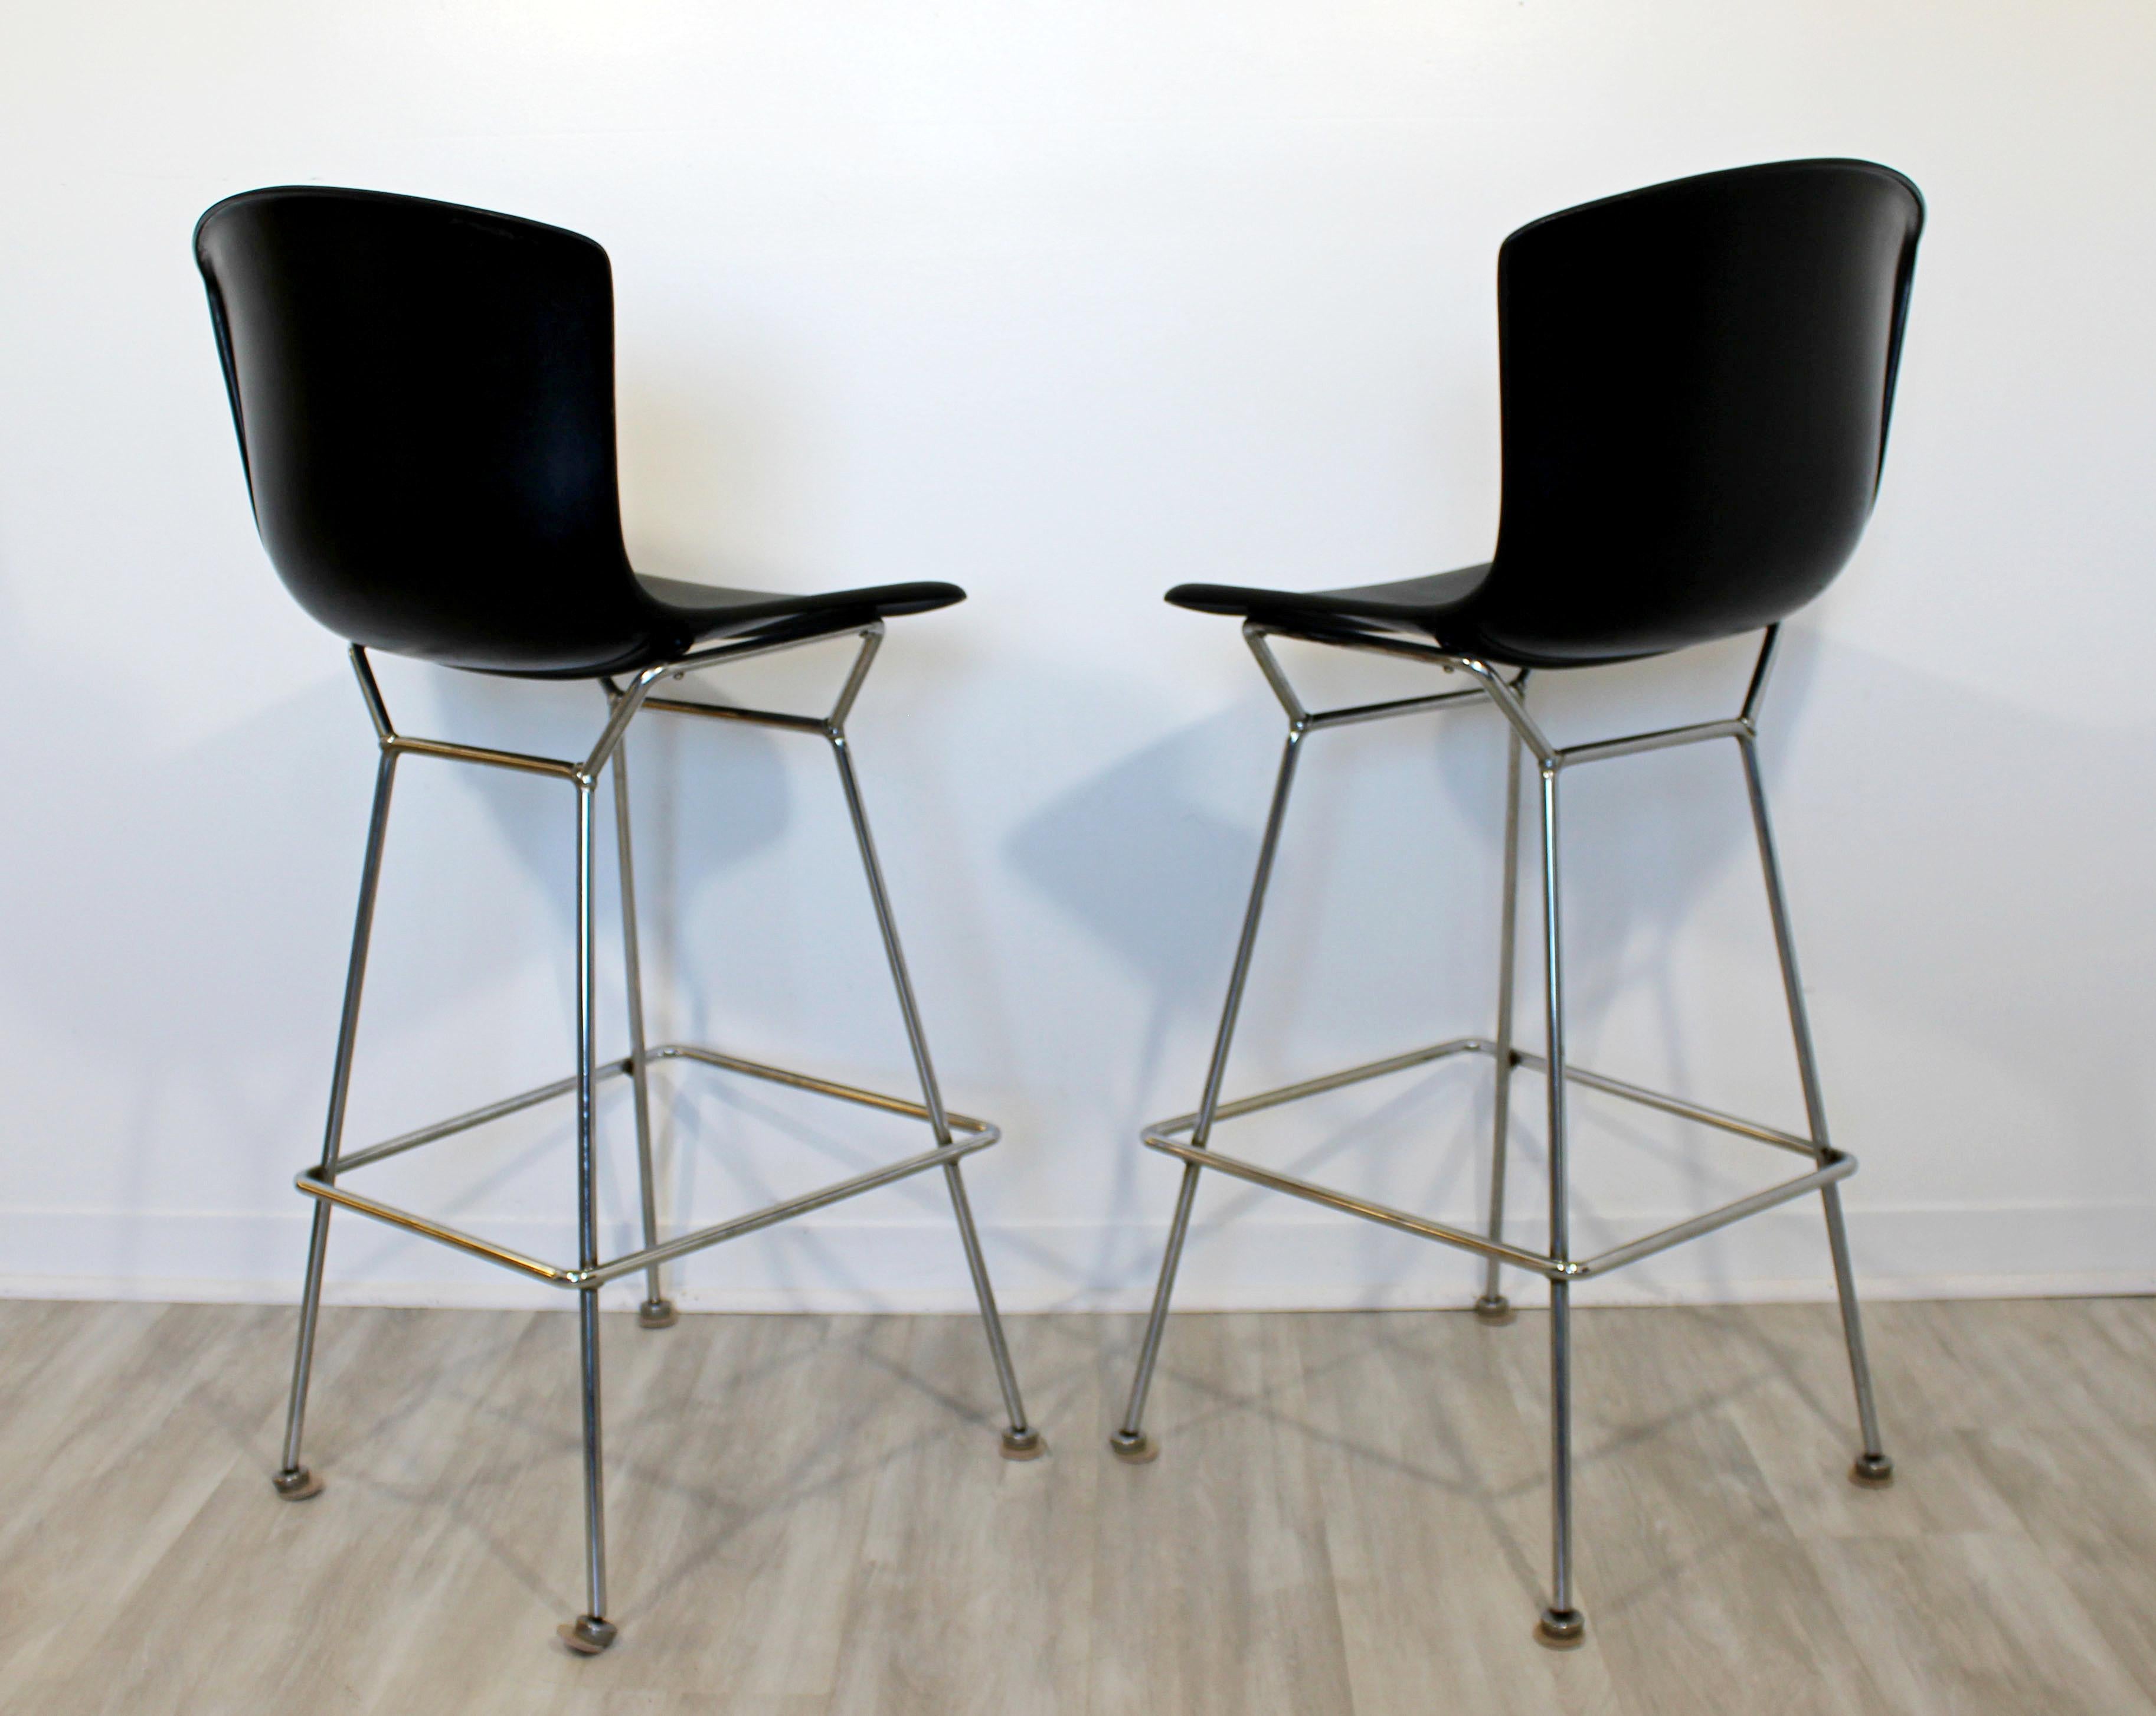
<box><xmin>1112</xmin><ymin>159</ymin><xmax>1923</xmax><ymax>1648</ymax></box>
<box><xmin>196</xmin><ymin>186</ymin><xmax>1042</xmax><ymax>1654</ymax></box>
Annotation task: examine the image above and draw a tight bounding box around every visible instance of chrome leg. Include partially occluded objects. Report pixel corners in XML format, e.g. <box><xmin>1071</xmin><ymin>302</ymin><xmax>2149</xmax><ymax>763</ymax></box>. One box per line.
<box><xmin>1476</xmin><ymin>733</ymin><xmax>1524</xmax><ymax>1325</ymax></box>
<box><xmin>1534</xmin><ymin>761</ymin><xmax>1585</xmax><ymax>1650</ymax></box>
<box><xmin>611</xmin><ymin>744</ymin><xmax>674</xmax><ymax>1331</ymax></box>
<box><xmin>561</xmin><ymin>780</ymin><xmax>617</xmax><ymax>1655</ymax></box>
<box><xmin>943</xmin><ymin>1158</ymin><xmax>1043</xmax><ymax>1458</ymax></box>
<box><xmin>1739</xmin><ymin>735</ymin><xmax>1891</xmax><ymax>1486</ymax></box>
<box><xmin>828</xmin><ymin>725</ymin><xmax>1041</xmax><ymax>1459</ymax></box>
<box><xmin>276</xmin><ymin>749</ymin><xmax>399</xmax><ymax>1501</ymax></box>
<box><xmin>1114</xmin><ymin>727</ymin><xmax>1307</xmax><ymax>1461</ymax></box>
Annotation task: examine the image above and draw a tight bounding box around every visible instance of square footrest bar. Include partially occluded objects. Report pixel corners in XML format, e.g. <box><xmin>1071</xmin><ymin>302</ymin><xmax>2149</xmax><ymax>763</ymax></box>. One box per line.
<box><xmin>1140</xmin><ymin>1037</ymin><xmax>1854</xmax><ymax>1281</ymax></box>
<box><xmin>296</xmin><ymin>1041</ymin><xmax>998</xmax><ymax>1290</ymax></box>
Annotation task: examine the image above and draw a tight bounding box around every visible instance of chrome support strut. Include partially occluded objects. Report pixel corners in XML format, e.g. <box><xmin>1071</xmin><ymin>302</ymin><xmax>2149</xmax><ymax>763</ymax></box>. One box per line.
<box><xmin>827</xmin><ymin>649</ymin><xmax>1039</xmax><ymax>1457</ymax></box>
<box><xmin>1739</xmin><ymin>714</ymin><xmax>1890</xmax><ymax>1486</ymax></box>
<box><xmin>275</xmin><ymin>696</ymin><xmax>398</xmax><ymax>1502</ymax></box>
<box><xmin>570</xmin><ymin>774</ymin><xmax>613</xmax><ymax>1647</ymax></box>
<box><xmin>1534</xmin><ymin>759</ymin><xmax>1583</xmax><ymax>1649</ymax></box>
<box><xmin>1476</xmin><ymin>727</ymin><xmax>1526</xmax><ymax>1325</ymax></box>
<box><xmin>608</xmin><ymin>733</ymin><xmax>673</xmax><ymax>1329</ymax></box>
<box><xmin>1113</xmin><ymin>718</ymin><xmax>1306</xmax><ymax>1462</ymax></box>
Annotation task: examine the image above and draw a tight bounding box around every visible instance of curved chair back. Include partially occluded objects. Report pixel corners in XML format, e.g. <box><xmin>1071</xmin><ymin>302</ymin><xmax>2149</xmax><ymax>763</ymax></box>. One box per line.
<box><xmin>196</xmin><ymin>187</ymin><xmax>659</xmax><ymax>674</ymax></box>
<box><xmin>1474</xmin><ymin>159</ymin><xmax>1923</xmax><ymax>663</ymax></box>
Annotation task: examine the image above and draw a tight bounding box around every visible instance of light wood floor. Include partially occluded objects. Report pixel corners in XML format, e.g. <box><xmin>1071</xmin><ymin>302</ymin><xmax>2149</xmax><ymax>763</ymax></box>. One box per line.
<box><xmin>1</xmin><ymin>1296</ymin><xmax>2151</xmax><ymax>1714</ymax></box>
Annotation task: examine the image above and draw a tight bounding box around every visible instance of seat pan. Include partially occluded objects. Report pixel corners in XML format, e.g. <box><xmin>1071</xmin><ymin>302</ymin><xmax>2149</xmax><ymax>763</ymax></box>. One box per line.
<box><xmin>464</xmin><ymin>573</ymin><xmax>966</xmax><ymax>680</ymax></box>
<box><xmin>638</xmin><ymin>573</ymin><xmax>963</xmax><ymax>644</ymax></box>
<box><xmin>1168</xmin><ymin>564</ymin><xmax>1488</xmax><ymax>639</ymax></box>
<box><xmin>1166</xmin><ymin>566</ymin><xmax>1673</xmax><ymax>670</ymax></box>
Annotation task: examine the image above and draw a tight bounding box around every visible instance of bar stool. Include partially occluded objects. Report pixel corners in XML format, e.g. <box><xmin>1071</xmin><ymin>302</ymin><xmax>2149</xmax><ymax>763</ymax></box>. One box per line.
<box><xmin>1111</xmin><ymin>160</ymin><xmax>1923</xmax><ymax>1647</ymax></box>
<box><xmin>195</xmin><ymin>186</ymin><xmax>1042</xmax><ymax>1654</ymax></box>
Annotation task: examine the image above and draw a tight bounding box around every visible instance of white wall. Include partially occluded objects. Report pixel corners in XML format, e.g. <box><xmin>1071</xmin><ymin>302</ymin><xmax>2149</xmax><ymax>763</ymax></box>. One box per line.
<box><xmin>1</xmin><ymin>0</ymin><xmax>2151</xmax><ymax>1316</ymax></box>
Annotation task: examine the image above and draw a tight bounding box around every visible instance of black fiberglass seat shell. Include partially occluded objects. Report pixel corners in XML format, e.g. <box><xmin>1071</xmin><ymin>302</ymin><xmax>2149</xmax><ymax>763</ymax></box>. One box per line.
<box><xmin>1169</xmin><ymin>159</ymin><xmax>1924</xmax><ymax>669</ymax></box>
<box><xmin>195</xmin><ymin>187</ymin><xmax>963</xmax><ymax>679</ymax></box>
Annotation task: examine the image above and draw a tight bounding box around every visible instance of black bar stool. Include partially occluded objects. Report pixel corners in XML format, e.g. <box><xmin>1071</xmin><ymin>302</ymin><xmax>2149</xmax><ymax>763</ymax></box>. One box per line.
<box><xmin>195</xmin><ymin>186</ymin><xmax>1042</xmax><ymax>1655</ymax></box>
<box><xmin>1111</xmin><ymin>160</ymin><xmax>1923</xmax><ymax>1648</ymax></box>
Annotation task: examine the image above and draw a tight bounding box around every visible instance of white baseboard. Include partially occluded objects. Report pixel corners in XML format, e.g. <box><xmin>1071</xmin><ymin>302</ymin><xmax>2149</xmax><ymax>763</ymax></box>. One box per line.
<box><xmin>0</xmin><ymin>1201</ymin><xmax>2148</xmax><ymax>1312</ymax></box>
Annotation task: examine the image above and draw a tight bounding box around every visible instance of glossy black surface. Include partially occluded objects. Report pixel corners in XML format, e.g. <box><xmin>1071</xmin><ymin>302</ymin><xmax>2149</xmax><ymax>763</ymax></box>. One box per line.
<box><xmin>1169</xmin><ymin>160</ymin><xmax>1923</xmax><ymax>668</ymax></box>
<box><xmin>197</xmin><ymin>187</ymin><xmax>961</xmax><ymax>678</ymax></box>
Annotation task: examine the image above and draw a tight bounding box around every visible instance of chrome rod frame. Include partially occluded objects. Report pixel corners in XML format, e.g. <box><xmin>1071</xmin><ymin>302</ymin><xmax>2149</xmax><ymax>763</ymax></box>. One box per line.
<box><xmin>300</xmin><ymin>1114</ymin><xmax>996</xmax><ymax>1286</ymax></box>
<box><xmin>275</xmin><ymin>725</ymin><xmax>398</xmax><ymax>1498</ymax></box>
<box><xmin>1572</xmin><ymin>1152</ymin><xmax>1855</xmax><ymax>1276</ymax></box>
<box><xmin>1478</xmin><ymin>727</ymin><xmax>1525</xmax><ymax>1321</ymax></box>
<box><xmin>824</xmin><ymin>634</ymin><xmax>1038</xmax><ymax>1454</ymax></box>
<box><xmin>1536</xmin><ymin>759</ymin><xmax>1583</xmax><ymax>1646</ymax></box>
<box><xmin>1141</xmin><ymin>1133</ymin><xmax>1563</xmax><ymax>1274</ymax></box>
<box><xmin>1121</xmin><ymin>619</ymin><xmax>1891</xmax><ymax>1639</ymax></box>
<box><xmin>572</xmin><ymin>775</ymin><xmax>612</xmax><ymax>1643</ymax></box>
<box><xmin>329</xmin><ymin>1060</ymin><xmax>632</xmax><ymax>1175</ymax></box>
<box><xmin>1147</xmin><ymin>1036</ymin><xmax>1488</xmax><ymax>1133</ymax></box>
<box><xmin>1112</xmin><ymin>718</ymin><xmax>1306</xmax><ymax>1460</ymax></box>
<box><xmin>1505</xmin><ymin>1048</ymin><xmax>1818</xmax><ymax>1158</ymax></box>
<box><xmin>1134</xmin><ymin>1041</ymin><xmax>1851</xmax><ymax>1284</ymax></box>
<box><xmin>1739</xmin><ymin>711</ymin><xmax>1891</xmax><ymax>1483</ymax></box>
<box><xmin>277</xmin><ymin>621</ymin><xmax>1035</xmax><ymax>1651</ymax></box>
<box><xmin>608</xmin><ymin>718</ymin><xmax>672</xmax><ymax>1328</ymax></box>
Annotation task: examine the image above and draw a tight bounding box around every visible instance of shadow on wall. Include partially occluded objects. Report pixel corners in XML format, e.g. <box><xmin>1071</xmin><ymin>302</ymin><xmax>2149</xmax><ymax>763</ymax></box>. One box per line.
<box><xmin>0</xmin><ymin>554</ymin><xmax>799</xmax><ymax>1260</ymax></box>
<box><xmin>1005</xmin><ymin>702</ymin><xmax>1274</xmax><ymax>1293</ymax></box>
<box><xmin>416</xmin><ymin>658</ymin><xmax>796</xmax><ymax>965</ymax></box>
<box><xmin>1003</xmin><ymin>626</ymin><xmax>1792</xmax><ymax>1298</ymax></box>
<box><xmin>1006</xmin><ymin>617</ymin><xmax>2156</xmax><ymax>1303</ymax></box>
<box><xmin>1754</xmin><ymin>629</ymin><xmax>2156</xmax><ymax>1173</ymax></box>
